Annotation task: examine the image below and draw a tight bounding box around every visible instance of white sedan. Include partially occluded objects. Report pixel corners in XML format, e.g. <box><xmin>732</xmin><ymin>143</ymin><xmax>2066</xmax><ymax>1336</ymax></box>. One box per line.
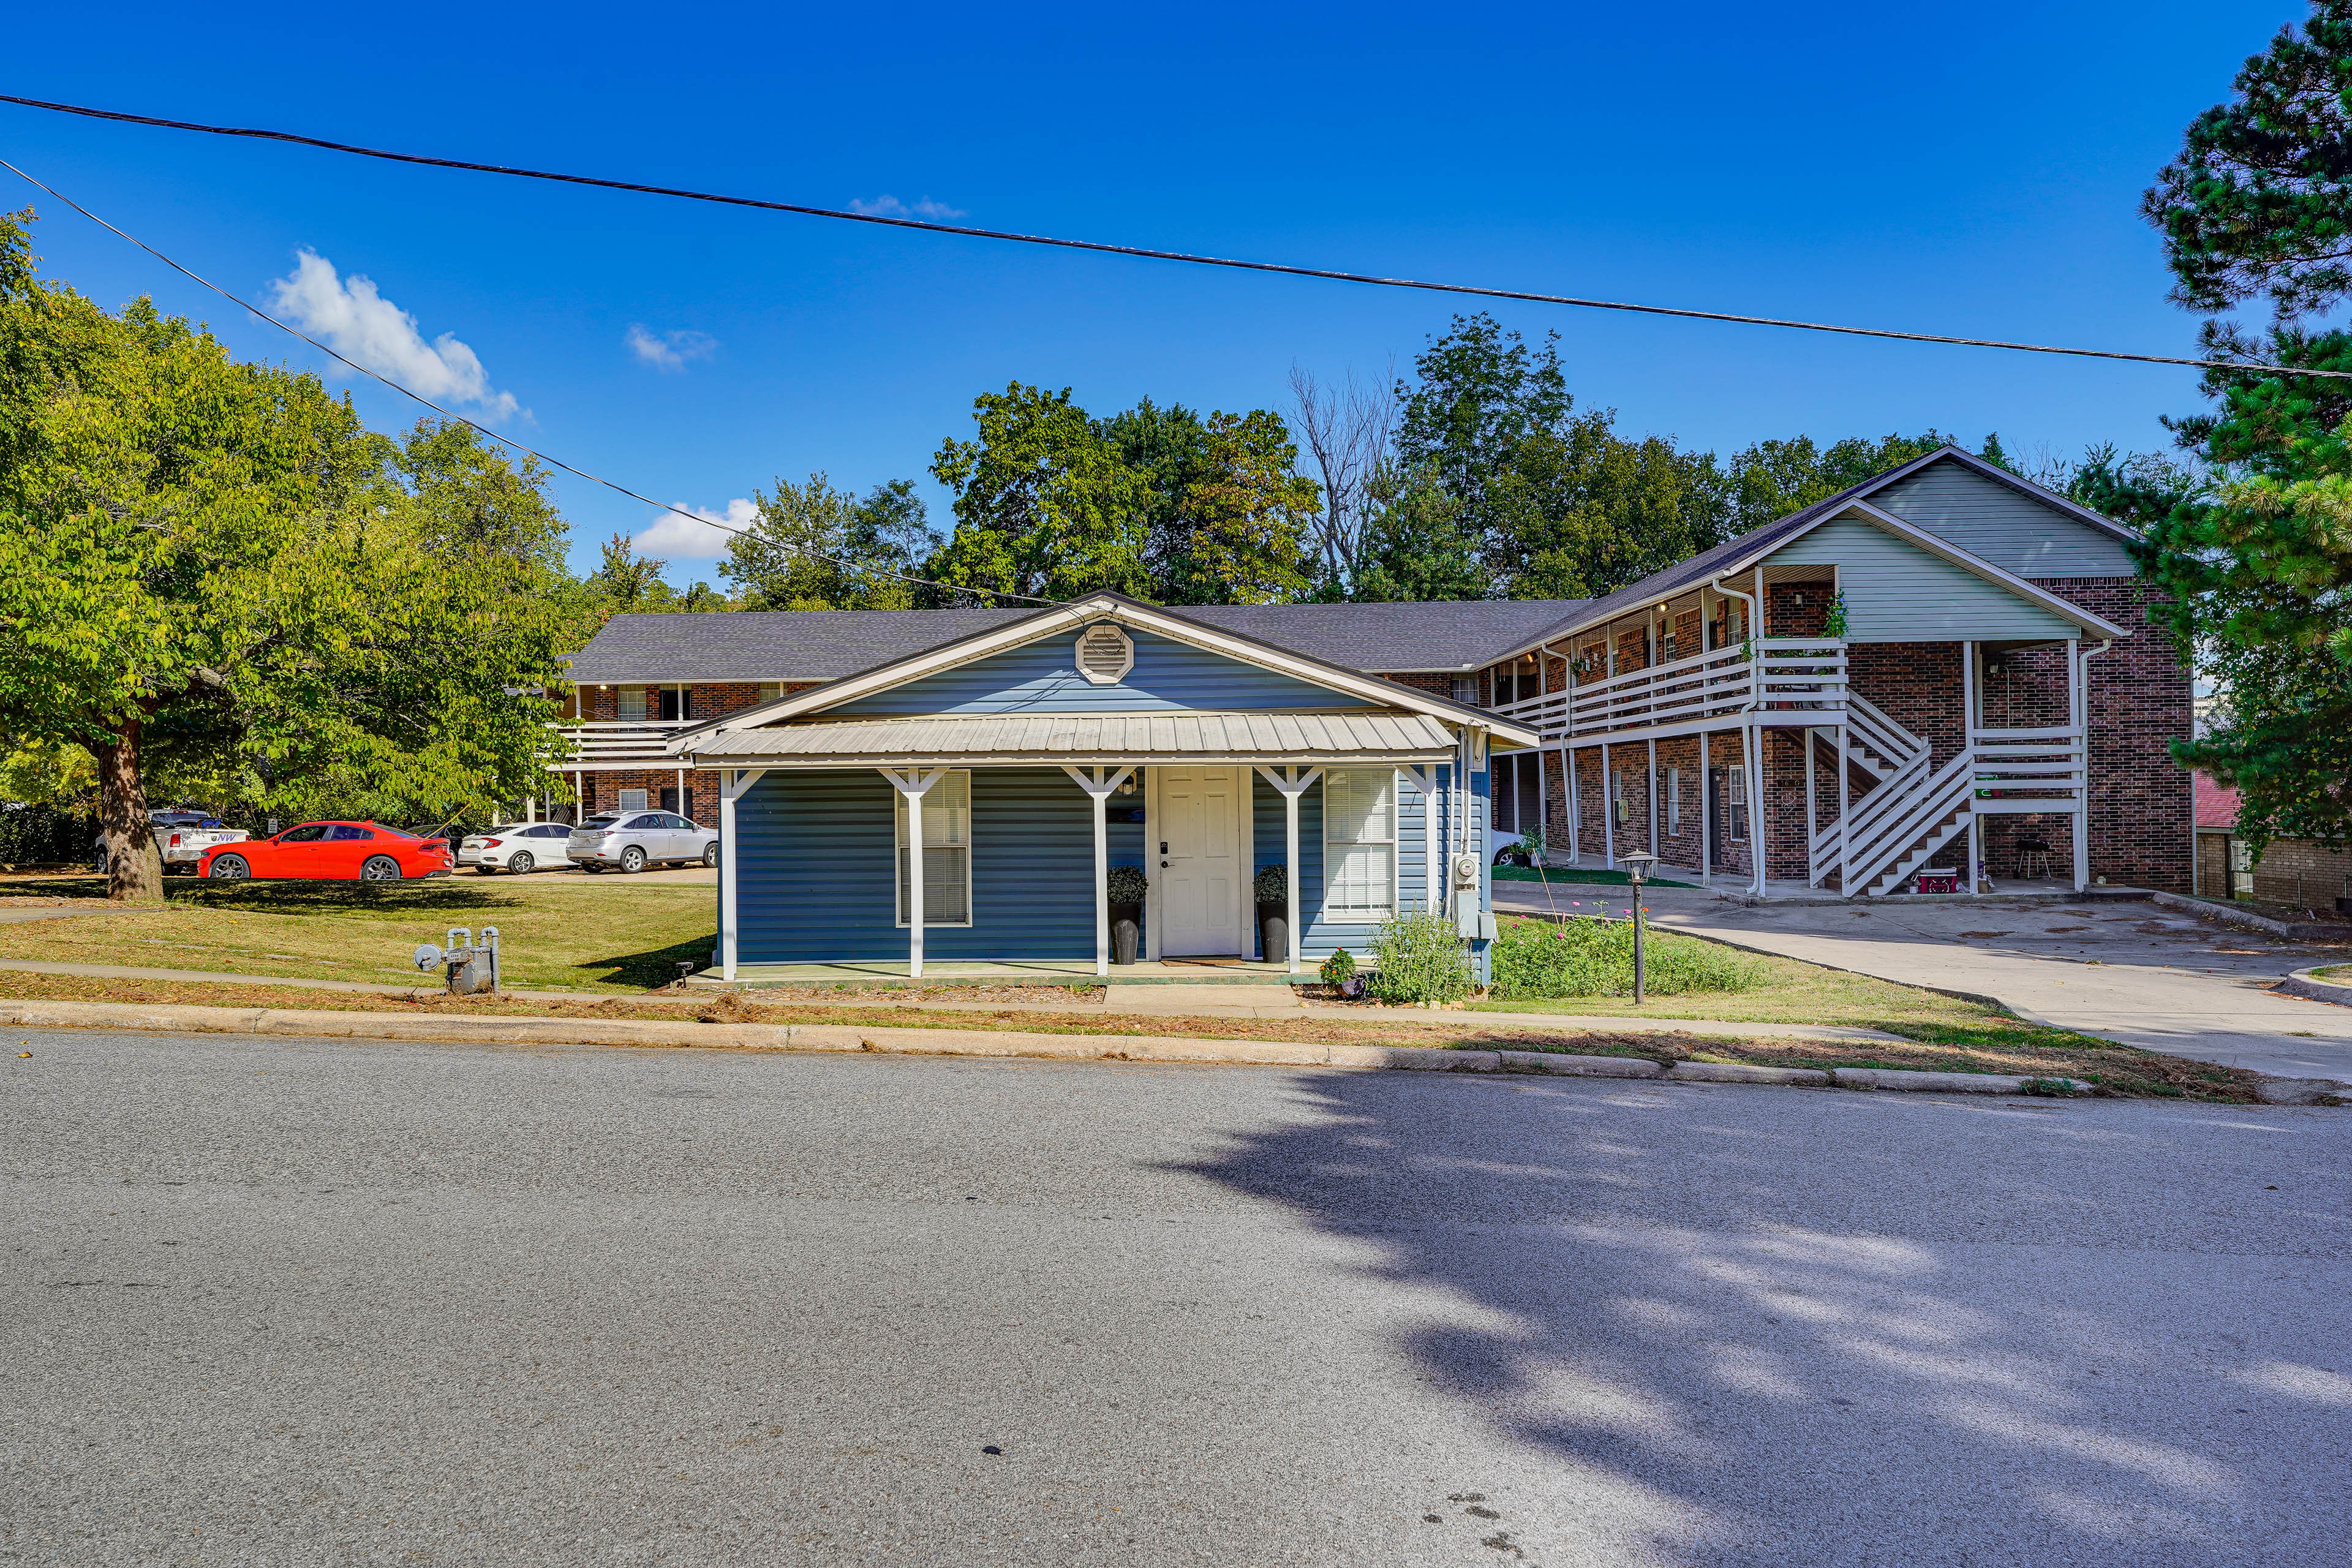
<box><xmin>459</xmin><ymin>821</ymin><xmax>576</xmax><ymax>875</ymax></box>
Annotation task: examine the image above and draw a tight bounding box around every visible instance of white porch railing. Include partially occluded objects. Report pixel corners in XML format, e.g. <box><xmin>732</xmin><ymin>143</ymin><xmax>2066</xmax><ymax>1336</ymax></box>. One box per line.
<box><xmin>1969</xmin><ymin>728</ymin><xmax>2087</xmax><ymax>813</ymax></box>
<box><xmin>545</xmin><ymin>720</ymin><xmax>695</xmax><ymax>766</ymax></box>
<box><xmin>1490</xmin><ymin>638</ymin><xmax>1848</xmax><ymax>743</ymax></box>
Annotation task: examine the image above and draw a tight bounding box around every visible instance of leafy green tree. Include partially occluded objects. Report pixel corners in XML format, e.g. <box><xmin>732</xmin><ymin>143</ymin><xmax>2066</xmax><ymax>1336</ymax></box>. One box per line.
<box><xmin>930</xmin><ymin>383</ymin><xmax>1149</xmax><ymax>601</ymax></box>
<box><xmin>1352</xmin><ymin>464</ymin><xmax>1488</xmax><ymax>601</ymax></box>
<box><xmin>1095</xmin><ymin>399</ymin><xmax>1319</xmax><ymax>603</ymax></box>
<box><xmin>1716</xmin><ymin>431</ymin><xmax>1958</xmax><ymax>535</ymax></box>
<box><xmin>0</xmin><ymin>213</ymin><xmax>578</xmax><ymax>897</ymax></box>
<box><xmin>2133</xmin><ymin>7</ymin><xmax>2352</xmax><ymax>850</ymax></box>
<box><xmin>2142</xmin><ymin>2</ymin><xmax>2352</xmax><ymax>320</ymax></box>
<box><xmin>1487</xmin><ymin>409</ymin><xmax>1730</xmax><ymax>599</ymax></box>
<box><xmin>1392</xmin><ymin>312</ymin><xmax>1570</xmax><ymax>535</ymax></box>
<box><xmin>587</xmin><ymin>532</ymin><xmax>680</xmax><ymax>612</ymax></box>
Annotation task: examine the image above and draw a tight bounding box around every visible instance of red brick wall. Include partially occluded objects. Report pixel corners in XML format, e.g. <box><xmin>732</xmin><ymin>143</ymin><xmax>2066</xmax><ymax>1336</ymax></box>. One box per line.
<box><xmin>2033</xmin><ymin>578</ymin><xmax>2193</xmax><ymax>892</ymax></box>
<box><xmin>1847</xmin><ymin>643</ymin><xmax>1967</xmax><ymax>769</ymax></box>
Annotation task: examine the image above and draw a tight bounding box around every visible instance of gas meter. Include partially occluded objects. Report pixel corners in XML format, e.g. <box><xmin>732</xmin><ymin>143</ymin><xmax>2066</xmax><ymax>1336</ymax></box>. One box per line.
<box><xmin>413</xmin><ymin>926</ymin><xmax>502</xmax><ymax>995</ymax></box>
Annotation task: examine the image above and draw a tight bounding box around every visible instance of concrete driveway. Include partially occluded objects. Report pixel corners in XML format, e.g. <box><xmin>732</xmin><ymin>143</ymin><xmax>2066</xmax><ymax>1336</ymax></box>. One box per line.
<box><xmin>1498</xmin><ymin>883</ymin><xmax>2352</xmax><ymax>1082</ymax></box>
<box><xmin>6</xmin><ymin>1030</ymin><xmax>2346</xmax><ymax>1566</ymax></box>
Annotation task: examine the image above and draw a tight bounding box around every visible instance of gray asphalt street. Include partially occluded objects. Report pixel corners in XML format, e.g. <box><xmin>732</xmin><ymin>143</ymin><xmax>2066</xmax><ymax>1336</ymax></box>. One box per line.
<box><xmin>5</xmin><ymin>1032</ymin><xmax>2348</xmax><ymax>1566</ymax></box>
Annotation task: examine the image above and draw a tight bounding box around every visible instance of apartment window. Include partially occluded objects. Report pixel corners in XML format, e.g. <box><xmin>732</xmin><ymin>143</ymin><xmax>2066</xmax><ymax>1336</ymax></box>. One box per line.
<box><xmin>758</xmin><ymin>682</ymin><xmax>783</xmax><ymax>702</ymax></box>
<box><xmin>1667</xmin><ymin>767</ymin><xmax>1683</xmax><ymax>835</ymax></box>
<box><xmin>1611</xmin><ymin>768</ymin><xmax>1630</xmax><ymax>824</ymax></box>
<box><xmin>1728</xmin><ymin>769</ymin><xmax>1749</xmax><ymax>842</ymax></box>
<box><xmin>1323</xmin><ymin>769</ymin><xmax>1396</xmax><ymax>918</ymax></box>
<box><xmin>895</xmin><ymin>770</ymin><xmax>973</xmax><ymax>927</ymax></box>
<box><xmin>617</xmin><ymin>686</ymin><xmax>647</xmax><ymax>720</ymax></box>
<box><xmin>1451</xmin><ymin>676</ymin><xmax>1479</xmax><ymax>705</ymax></box>
<box><xmin>617</xmin><ymin>787</ymin><xmax>648</xmax><ymax>813</ymax></box>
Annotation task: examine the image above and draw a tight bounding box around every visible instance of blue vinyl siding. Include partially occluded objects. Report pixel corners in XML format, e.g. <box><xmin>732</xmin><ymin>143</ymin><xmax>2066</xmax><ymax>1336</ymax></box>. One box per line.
<box><xmin>829</xmin><ymin>626</ymin><xmax>1377</xmax><ymax>716</ymax></box>
<box><xmin>1248</xmin><ymin>766</ymin><xmax>1461</xmax><ymax>966</ymax></box>
<box><xmin>733</xmin><ymin>767</ymin><xmax>1142</xmax><ymax>962</ymax></box>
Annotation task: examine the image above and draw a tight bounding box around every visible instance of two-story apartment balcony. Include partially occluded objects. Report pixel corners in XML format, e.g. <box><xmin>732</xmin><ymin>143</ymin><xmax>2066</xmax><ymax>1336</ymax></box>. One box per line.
<box><xmin>1487</xmin><ymin>638</ymin><xmax>1849</xmax><ymax>745</ymax></box>
<box><xmin>545</xmin><ymin>719</ymin><xmax>696</xmax><ymax>771</ymax></box>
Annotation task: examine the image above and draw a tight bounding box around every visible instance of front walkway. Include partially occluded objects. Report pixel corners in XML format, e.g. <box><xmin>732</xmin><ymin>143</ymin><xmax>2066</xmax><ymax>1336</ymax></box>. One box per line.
<box><xmin>1495</xmin><ymin>879</ymin><xmax>2352</xmax><ymax>1082</ymax></box>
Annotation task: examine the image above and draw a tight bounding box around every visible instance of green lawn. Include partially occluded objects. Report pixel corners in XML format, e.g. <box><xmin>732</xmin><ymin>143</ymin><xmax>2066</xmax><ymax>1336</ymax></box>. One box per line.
<box><xmin>1491</xmin><ymin>866</ymin><xmax>1698</xmax><ymax>888</ymax></box>
<box><xmin>0</xmin><ymin>873</ymin><xmax>712</xmax><ymax>993</ymax></box>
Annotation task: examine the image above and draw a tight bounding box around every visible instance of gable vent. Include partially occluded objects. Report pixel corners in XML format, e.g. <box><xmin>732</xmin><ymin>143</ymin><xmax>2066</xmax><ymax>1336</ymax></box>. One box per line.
<box><xmin>1075</xmin><ymin>622</ymin><xmax>1135</xmax><ymax>685</ymax></box>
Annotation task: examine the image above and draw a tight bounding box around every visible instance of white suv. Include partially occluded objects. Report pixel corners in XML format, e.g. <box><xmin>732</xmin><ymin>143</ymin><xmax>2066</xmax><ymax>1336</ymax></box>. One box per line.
<box><xmin>459</xmin><ymin>821</ymin><xmax>576</xmax><ymax>875</ymax></box>
<box><xmin>566</xmin><ymin>811</ymin><xmax>720</xmax><ymax>873</ymax></box>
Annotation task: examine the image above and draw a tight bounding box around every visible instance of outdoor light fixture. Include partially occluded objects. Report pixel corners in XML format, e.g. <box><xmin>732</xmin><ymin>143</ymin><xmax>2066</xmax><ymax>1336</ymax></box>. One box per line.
<box><xmin>1619</xmin><ymin>851</ymin><xmax>1656</xmax><ymax>1004</ymax></box>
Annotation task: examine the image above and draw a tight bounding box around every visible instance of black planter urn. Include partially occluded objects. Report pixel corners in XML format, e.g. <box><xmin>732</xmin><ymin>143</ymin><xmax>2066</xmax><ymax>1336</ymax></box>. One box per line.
<box><xmin>1109</xmin><ymin>901</ymin><xmax>1144</xmax><ymax>965</ymax></box>
<box><xmin>1256</xmin><ymin>900</ymin><xmax>1289</xmax><ymax>965</ymax></box>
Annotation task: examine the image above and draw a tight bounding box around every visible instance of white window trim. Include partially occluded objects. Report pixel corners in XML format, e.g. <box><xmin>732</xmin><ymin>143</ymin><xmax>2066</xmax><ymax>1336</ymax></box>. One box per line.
<box><xmin>895</xmin><ymin>768</ymin><xmax>975</xmax><ymax>928</ymax></box>
<box><xmin>1667</xmin><ymin>767</ymin><xmax>1683</xmax><ymax>836</ymax></box>
<box><xmin>1322</xmin><ymin>767</ymin><xmax>1398</xmax><ymax>921</ymax></box>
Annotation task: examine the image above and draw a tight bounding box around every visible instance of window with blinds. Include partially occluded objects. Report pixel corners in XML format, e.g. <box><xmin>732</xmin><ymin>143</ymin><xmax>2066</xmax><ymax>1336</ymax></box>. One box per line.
<box><xmin>895</xmin><ymin>771</ymin><xmax>973</xmax><ymax>926</ymax></box>
<box><xmin>1323</xmin><ymin>769</ymin><xmax>1396</xmax><ymax>918</ymax></box>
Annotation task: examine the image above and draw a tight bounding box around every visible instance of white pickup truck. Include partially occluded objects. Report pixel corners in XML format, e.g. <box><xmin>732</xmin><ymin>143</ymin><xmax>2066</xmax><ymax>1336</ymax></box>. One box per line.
<box><xmin>93</xmin><ymin>810</ymin><xmax>251</xmax><ymax>876</ymax></box>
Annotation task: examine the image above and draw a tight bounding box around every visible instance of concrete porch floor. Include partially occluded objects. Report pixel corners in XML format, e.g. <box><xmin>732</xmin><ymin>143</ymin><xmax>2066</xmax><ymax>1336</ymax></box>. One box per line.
<box><xmin>1522</xmin><ymin>850</ymin><xmax>2094</xmax><ymax>903</ymax></box>
<box><xmin>695</xmin><ymin>957</ymin><xmax>1297</xmax><ymax>989</ymax></box>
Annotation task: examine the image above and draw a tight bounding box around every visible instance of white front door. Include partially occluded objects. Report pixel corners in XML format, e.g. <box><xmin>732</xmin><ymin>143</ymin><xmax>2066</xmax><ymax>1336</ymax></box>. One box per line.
<box><xmin>1158</xmin><ymin>766</ymin><xmax>1242</xmax><ymax>956</ymax></box>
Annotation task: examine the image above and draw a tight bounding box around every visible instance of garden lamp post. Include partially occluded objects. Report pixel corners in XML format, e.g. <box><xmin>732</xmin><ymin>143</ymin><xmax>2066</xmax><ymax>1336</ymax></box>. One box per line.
<box><xmin>1619</xmin><ymin>851</ymin><xmax>1656</xmax><ymax>1005</ymax></box>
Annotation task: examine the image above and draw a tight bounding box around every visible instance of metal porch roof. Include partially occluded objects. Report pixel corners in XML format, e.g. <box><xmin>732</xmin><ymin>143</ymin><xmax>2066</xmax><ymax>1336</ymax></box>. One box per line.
<box><xmin>683</xmin><ymin>710</ymin><xmax>1459</xmax><ymax>767</ymax></box>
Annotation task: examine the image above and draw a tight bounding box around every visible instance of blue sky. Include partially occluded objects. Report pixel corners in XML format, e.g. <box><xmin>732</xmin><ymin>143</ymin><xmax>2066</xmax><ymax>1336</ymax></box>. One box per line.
<box><xmin>0</xmin><ymin>1</ymin><xmax>2296</xmax><ymax>586</ymax></box>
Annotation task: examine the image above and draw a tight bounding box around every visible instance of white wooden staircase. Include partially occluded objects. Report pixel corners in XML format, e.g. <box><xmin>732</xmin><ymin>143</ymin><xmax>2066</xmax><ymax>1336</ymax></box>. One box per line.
<box><xmin>1806</xmin><ymin>695</ymin><xmax>1977</xmax><ymax>897</ymax></box>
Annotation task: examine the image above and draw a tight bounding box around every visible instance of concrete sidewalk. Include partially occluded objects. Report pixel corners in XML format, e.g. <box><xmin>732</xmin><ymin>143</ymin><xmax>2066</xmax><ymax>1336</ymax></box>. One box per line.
<box><xmin>1499</xmin><ymin>883</ymin><xmax>2352</xmax><ymax>1082</ymax></box>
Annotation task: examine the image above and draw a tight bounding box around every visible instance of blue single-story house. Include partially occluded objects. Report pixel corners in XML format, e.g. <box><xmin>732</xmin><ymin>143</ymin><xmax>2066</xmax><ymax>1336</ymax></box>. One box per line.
<box><xmin>660</xmin><ymin>592</ymin><xmax>1539</xmax><ymax>982</ymax></box>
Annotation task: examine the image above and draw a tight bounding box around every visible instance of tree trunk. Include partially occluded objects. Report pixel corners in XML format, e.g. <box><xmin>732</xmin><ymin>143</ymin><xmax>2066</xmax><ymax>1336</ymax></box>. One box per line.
<box><xmin>93</xmin><ymin>714</ymin><xmax>162</xmax><ymax>902</ymax></box>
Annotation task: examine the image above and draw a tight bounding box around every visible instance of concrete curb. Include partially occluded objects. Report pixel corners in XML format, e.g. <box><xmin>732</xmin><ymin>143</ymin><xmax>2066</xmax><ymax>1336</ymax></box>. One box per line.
<box><xmin>2153</xmin><ymin>891</ymin><xmax>2352</xmax><ymax>944</ymax></box>
<box><xmin>0</xmin><ymin>999</ymin><xmax>2232</xmax><ymax>1101</ymax></box>
<box><xmin>2277</xmin><ymin>966</ymin><xmax>2352</xmax><ymax>1009</ymax></box>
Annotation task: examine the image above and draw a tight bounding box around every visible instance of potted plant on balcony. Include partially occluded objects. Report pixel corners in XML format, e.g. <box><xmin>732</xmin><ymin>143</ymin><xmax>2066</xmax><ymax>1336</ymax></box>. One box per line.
<box><xmin>1254</xmin><ymin>863</ymin><xmax>1288</xmax><ymax>963</ymax></box>
<box><xmin>1107</xmin><ymin>865</ymin><xmax>1148</xmax><ymax>965</ymax></box>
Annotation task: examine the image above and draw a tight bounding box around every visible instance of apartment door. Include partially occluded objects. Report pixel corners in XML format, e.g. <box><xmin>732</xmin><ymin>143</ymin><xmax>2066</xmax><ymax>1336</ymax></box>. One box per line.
<box><xmin>1157</xmin><ymin>766</ymin><xmax>1242</xmax><ymax>955</ymax></box>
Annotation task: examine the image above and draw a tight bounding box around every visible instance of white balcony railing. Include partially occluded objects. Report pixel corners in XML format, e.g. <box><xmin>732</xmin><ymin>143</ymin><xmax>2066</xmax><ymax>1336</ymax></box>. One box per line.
<box><xmin>1491</xmin><ymin>638</ymin><xmax>1848</xmax><ymax>744</ymax></box>
<box><xmin>545</xmin><ymin>720</ymin><xmax>696</xmax><ymax>767</ymax></box>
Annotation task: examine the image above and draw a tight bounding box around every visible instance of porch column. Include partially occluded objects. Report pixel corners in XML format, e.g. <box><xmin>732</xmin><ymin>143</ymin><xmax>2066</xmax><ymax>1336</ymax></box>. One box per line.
<box><xmin>1803</xmin><ymin>729</ymin><xmax>1817</xmax><ymax>883</ymax></box>
<box><xmin>1698</xmin><ymin>732</ymin><xmax>1712</xmax><ymax>886</ymax></box>
<box><xmin>1646</xmin><ymin>738</ymin><xmax>1659</xmax><ymax>858</ymax></box>
<box><xmin>718</xmin><ymin>768</ymin><xmax>767</xmax><ymax>981</ymax></box>
<box><xmin>1062</xmin><ymin>766</ymin><xmax>1135</xmax><ymax>977</ymax></box>
<box><xmin>1837</xmin><ymin>725</ymin><xmax>1851</xmax><ymax>897</ymax></box>
<box><xmin>880</xmin><ymin>768</ymin><xmax>946</xmax><ymax>978</ymax></box>
<box><xmin>2070</xmin><ymin>641</ymin><xmax>2090</xmax><ymax>892</ymax></box>
<box><xmin>1748</xmin><ymin>722</ymin><xmax>1766</xmax><ymax>900</ymax></box>
<box><xmin>1567</xmin><ymin>747</ymin><xmax>1580</xmax><ymax>864</ymax></box>
<box><xmin>1601</xmin><ymin>741</ymin><xmax>1614</xmax><ymax>869</ymax></box>
<box><xmin>1962</xmin><ymin>640</ymin><xmax>1981</xmax><ymax>894</ymax></box>
<box><xmin>676</xmin><ymin>766</ymin><xmax>687</xmax><ymax>818</ymax></box>
<box><xmin>1254</xmin><ymin>767</ymin><xmax>1322</xmax><ymax>974</ymax></box>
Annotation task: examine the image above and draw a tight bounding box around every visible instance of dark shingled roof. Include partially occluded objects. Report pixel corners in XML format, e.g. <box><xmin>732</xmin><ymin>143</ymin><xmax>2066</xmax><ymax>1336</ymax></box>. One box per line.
<box><xmin>562</xmin><ymin>599</ymin><xmax>1589</xmax><ymax>684</ymax></box>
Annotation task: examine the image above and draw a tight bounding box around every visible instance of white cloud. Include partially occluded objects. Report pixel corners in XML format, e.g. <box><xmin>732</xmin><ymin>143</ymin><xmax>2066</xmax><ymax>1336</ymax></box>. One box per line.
<box><xmin>635</xmin><ymin>497</ymin><xmax>757</xmax><ymax>559</ymax></box>
<box><xmin>267</xmin><ymin>251</ymin><xmax>519</xmax><ymax>418</ymax></box>
<box><xmin>848</xmin><ymin>194</ymin><xmax>967</xmax><ymax>220</ymax></box>
<box><xmin>625</xmin><ymin>325</ymin><xmax>719</xmax><ymax>373</ymax></box>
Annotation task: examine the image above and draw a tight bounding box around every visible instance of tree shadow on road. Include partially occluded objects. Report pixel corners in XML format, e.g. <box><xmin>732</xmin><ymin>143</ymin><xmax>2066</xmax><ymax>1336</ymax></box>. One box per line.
<box><xmin>1176</xmin><ymin>1072</ymin><xmax>2351</xmax><ymax>1565</ymax></box>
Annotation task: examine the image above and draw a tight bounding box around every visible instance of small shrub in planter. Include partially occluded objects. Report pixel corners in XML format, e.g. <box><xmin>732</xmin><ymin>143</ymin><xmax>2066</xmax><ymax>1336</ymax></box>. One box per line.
<box><xmin>1252</xmin><ymin>864</ymin><xmax>1286</xmax><ymax>903</ymax></box>
<box><xmin>1367</xmin><ymin>909</ymin><xmax>1474</xmax><ymax>1005</ymax></box>
<box><xmin>1105</xmin><ymin>865</ymin><xmax>1149</xmax><ymax>904</ymax></box>
<box><xmin>1319</xmin><ymin>948</ymin><xmax>1355</xmax><ymax>986</ymax></box>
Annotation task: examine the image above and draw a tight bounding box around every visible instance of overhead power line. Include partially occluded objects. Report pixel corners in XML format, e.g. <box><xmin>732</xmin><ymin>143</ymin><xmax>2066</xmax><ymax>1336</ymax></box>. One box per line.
<box><xmin>2</xmin><ymin>90</ymin><xmax>2344</xmax><ymax>380</ymax></box>
<box><xmin>0</xmin><ymin>156</ymin><xmax>1065</xmax><ymax>609</ymax></box>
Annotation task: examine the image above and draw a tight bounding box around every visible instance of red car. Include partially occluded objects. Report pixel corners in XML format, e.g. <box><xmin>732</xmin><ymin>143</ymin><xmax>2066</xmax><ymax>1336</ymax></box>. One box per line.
<box><xmin>198</xmin><ymin>821</ymin><xmax>456</xmax><ymax>882</ymax></box>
